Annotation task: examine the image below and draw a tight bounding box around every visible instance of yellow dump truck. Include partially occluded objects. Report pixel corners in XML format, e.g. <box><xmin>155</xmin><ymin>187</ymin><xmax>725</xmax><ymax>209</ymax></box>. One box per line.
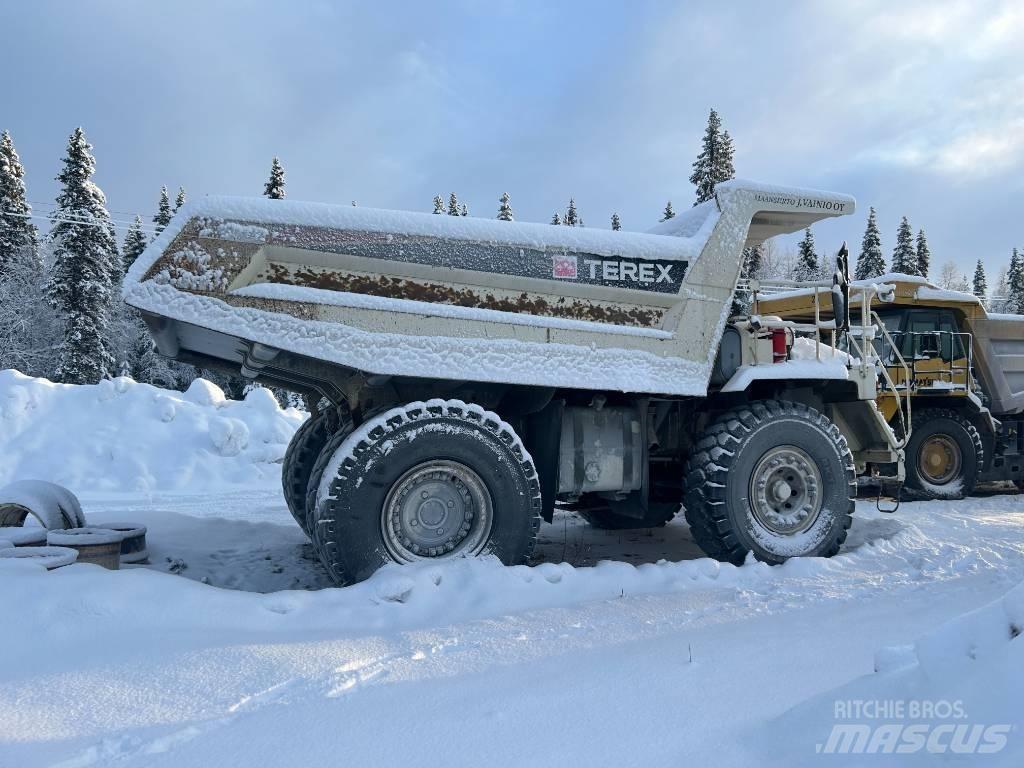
<box><xmin>758</xmin><ymin>274</ymin><xmax>1024</xmax><ymax>499</ymax></box>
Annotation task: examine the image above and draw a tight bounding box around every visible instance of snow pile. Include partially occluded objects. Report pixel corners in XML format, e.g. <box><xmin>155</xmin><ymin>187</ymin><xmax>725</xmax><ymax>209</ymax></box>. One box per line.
<box><xmin>0</xmin><ymin>370</ymin><xmax>304</xmax><ymax>493</ymax></box>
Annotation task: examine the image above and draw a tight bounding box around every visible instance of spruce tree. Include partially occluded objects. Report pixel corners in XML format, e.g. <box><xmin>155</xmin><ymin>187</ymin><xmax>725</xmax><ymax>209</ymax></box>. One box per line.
<box><xmin>915</xmin><ymin>229</ymin><xmax>931</xmax><ymax>278</ymax></box>
<box><xmin>173</xmin><ymin>186</ymin><xmax>186</xmax><ymax>212</ymax></box>
<box><xmin>564</xmin><ymin>198</ymin><xmax>579</xmax><ymax>227</ymax></box>
<box><xmin>611</xmin><ymin>213</ymin><xmax>621</xmax><ymax>231</ymax></box>
<box><xmin>854</xmin><ymin>207</ymin><xmax>886</xmax><ymax>280</ymax></box>
<box><xmin>661</xmin><ymin>201</ymin><xmax>675</xmax><ymax>222</ymax></box>
<box><xmin>153</xmin><ymin>185</ymin><xmax>172</xmax><ymax>234</ymax></box>
<box><xmin>122</xmin><ymin>216</ymin><xmax>148</xmax><ymax>272</ymax></box>
<box><xmin>264</xmin><ymin>157</ymin><xmax>285</xmax><ymax>199</ymax></box>
<box><xmin>891</xmin><ymin>217</ymin><xmax>917</xmax><ymax>275</ymax></box>
<box><xmin>447</xmin><ymin>192</ymin><xmax>459</xmax><ymax>216</ymax></box>
<box><xmin>689</xmin><ymin>108</ymin><xmax>736</xmax><ymax>205</ymax></box>
<box><xmin>432</xmin><ymin>195</ymin><xmax>444</xmax><ymax>214</ymax></box>
<box><xmin>550</xmin><ymin>212</ymin><xmax>562</xmax><ymax>225</ymax></box>
<box><xmin>46</xmin><ymin>128</ymin><xmax>120</xmax><ymax>384</ymax></box>
<box><xmin>794</xmin><ymin>229</ymin><xmax>820</xmax><ymax>281</ymax></box>
<box><xmin>460</xmin><ymin>203</ymin><xmax>468</xmax><ymax>217</ymax></box>
<box><xmin>497</xmin><ymin>192</ymin><xmax>513</xmax><ymax>221</ymax></box>
<box><xmin>972</xmin><ymin>259</ymin><xmax>987</xmax><ymax>300</ymax></box>
<box><xmin>731</xmin><ymin>244</ymin><xmax>764</xmax><ymax>315</ymax></box>
<box><xmin>1008</xmin><ymin>248</ymin><xmax>1024</xmax><ymax>314</ymax></box>
<box><xmin>0</xmin><ymin>130</ymin><xmax>40</xmax><ymax>278</ymax></box>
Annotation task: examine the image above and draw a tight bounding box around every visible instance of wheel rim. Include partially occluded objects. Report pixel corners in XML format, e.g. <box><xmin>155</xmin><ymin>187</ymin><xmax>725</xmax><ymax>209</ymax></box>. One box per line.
<box><xmin>748</xmin><ymin>446</ymin><xmax>823</xmax><ymax>536</ymax></box>
<box><xmin>918</xmin><ymin>435</ymin><xmax>962</xmax><ymax>485</ymax></box>
<box><xmin>381</xmin><ymin>460</ymin><xmax>494</xmax><ymax>562</ymax></box>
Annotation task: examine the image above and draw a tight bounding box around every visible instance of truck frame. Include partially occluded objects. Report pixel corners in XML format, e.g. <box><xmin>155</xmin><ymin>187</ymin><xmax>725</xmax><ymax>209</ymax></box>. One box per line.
<box><xmin>124</xmin><ymin>180</ymin><xmax>906</xmax><ymax>584</ymax></box>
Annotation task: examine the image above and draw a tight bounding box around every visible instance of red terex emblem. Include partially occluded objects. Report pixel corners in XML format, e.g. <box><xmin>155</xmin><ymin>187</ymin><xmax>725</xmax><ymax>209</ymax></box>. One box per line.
<box><xmin>552</xmin><ymin>254</ymin><xmax>577</xmax><ymax>279</ymax></box>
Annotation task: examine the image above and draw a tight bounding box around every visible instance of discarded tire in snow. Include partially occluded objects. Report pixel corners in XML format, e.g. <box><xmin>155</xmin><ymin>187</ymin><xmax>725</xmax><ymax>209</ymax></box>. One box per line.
<box><xmin>312</xmin><ymin>400</ymin><xmax>542</xmax><ymax>585</ymax></box>
<box><xmin>0</xmin><ymin>480</ymin><xmax>85</xmax><ymax>530</ymax></box>
<box><xmin>0</xmin><ymin>527</ymin><xmax>48</xmax><ymax>547</ymax></box>
<box><xmin>47</xmin><ymin>528</ymin><xmax>125</xmax><ymax>570</ymax></box>
<box><xmin>0</xmin><ymin>545</ymin><xmax>78</xmax><ymax>569</ymax></box>
<box><xmin>94</xmin><ymin>522</ymin><xmax>148</xmax><ymax>563</ymax></box>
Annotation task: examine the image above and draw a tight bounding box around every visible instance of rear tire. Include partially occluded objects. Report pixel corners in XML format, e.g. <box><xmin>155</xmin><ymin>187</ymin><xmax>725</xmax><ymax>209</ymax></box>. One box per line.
<box><xmin>903</xmin><ymin>409</ymin><xmax>982</xmax><ymax>500</ymax></box>
<box><xmin>281</xmin><ymin>407</ymin><xmax>348</xmax><ymax>537</ymax></box>
<box><xmin>311</xmin><ymin>400</ymin><xmax>542</xmax><ymax>585</ymax></box>
<box><xmin>684</xmin><ymin>400</ymin><xmax>856</xmax><ymax>565</ymax></box>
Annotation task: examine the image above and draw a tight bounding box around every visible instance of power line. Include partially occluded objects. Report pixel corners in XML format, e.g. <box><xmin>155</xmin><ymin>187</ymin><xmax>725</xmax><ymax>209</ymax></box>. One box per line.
<box><xmin>28</xmin><ymin>199</ymin><xmax>161</xmax><ymax>220</ymax></box>
<box><xmin>0</xmin><ymin>208</ymin><xmax>162</xmax><ymax>234</ymax></box>
<box><xmin>22</xmin><ymin>201</ymin><xmax>162</xmax><ymax>231</ymax></box>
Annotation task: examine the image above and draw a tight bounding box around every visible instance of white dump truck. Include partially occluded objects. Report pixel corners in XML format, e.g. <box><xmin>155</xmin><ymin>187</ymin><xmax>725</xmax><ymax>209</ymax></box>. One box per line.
<box><xmin>124</xmin><ymin>180</ymin><xmax>907</xmax><ymax>584</ymax></box>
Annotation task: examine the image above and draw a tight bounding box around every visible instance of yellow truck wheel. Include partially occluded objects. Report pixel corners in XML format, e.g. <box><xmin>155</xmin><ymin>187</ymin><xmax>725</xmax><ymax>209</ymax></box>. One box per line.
<box><xmin>904</xmin><ymin>409</ymin><xmax>983</xmax><ymax>500</ymax></box>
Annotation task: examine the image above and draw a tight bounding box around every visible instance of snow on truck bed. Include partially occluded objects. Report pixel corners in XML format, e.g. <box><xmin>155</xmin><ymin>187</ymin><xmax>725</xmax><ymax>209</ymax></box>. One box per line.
<box><xmin>124</xmin><ymin>195</ymin><xmax>720</xmax><ymax>289</ymax></box>
<box><xmin>121</xmin><ymin>181</ymin><xmax>856</xmax><ymax>397</ymax></box>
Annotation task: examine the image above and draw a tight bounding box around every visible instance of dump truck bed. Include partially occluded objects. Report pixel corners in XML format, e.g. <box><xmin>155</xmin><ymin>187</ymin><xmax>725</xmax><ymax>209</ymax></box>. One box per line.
<box><xmin>124</xmin><ymin>180</ymin><xmax>854</xmax><ymax>397</ymax></box>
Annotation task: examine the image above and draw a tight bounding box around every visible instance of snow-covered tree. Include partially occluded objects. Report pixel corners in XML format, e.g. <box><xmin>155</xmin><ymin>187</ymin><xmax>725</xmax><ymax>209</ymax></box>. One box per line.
<box><xmin>611</xmin><ymin>212</ymin><xmax>621</xmax><ymax>231</ymax></box>
<box><xmin>460</xmin><ymin>203</ymin><xmax>468</xmax><ymax>217</ymax></box>
<box><xmin>854</xmin><ymin>207</ymin><xmax>885</xmax><ymax>280</ymax></box>
<box><xmin>0</xmin><ymin>130</ymin><xmax>40</xmax><ymax>279</ymax></box>
<box><xmin>972</xmin><ymin>259</ymin><xmax>987</xmax><ymax>300</ymax></box>
<box><xmin>937</xmin><ymin>261</ymin><xmax>969</xmax><ymax>292</ymax></box>
<box><xmin>915</xmin><ymin>229</ymin><xmax>930</xmax><ymax>278</ymax></box>
<box><xmin>173</xmin><ymin>186</ymin><xmax>186</xmax><ymax>212</ymax></box>
<box><xmin>497</xmin><ymin>192</ymin><xmax>513</xmax><ymax>221</ymax></box>
<box><xmin>432</xmin><ymin>195</ymin><xmax>444</xmax><ymax>214</ymax></box>
<box><xmin>550</xmin><ymin>212</ymin><xmax>561</xmax><ymax>225</ymax></box>
<box><xmin>45</xmin><ymin>128</ymin><xmax>121</xmax><ymax>384</ymax></box>
<box><xmin>264</xmin><ymin>157</ymin><xmax>285</xmax><ymax>199</ymax></box>
<box><xmin>1008</xmin><ymin>248</ymin><xmax>1024</xmax><ymax>314</ymax></box>
<box><xmin>447</xmin><ymin>193</ymin><xmax>459</xmax><ymax>216</ymax></box>
<box><xmin>660</xmin><ymin>201</ymin><xmax>675</xmax><ymax>222</ymax></box>
<box><xmin>793</xmin><ymin>228</ymin><xmax>820</xmax><ymax>281</ymax></box>
<box><xmin>731</xmin><ymin>243</ymin><xmax>764</xmax><ymax>315</ymax></box>
<box><xmin>564</xmin><ymin>198</ymin><xmax>579</xmax><ymax>227</ymax></box>
<box><xmin>891</xmin><ymin>217</ymin><xmax>917</xmax><ymax>275</ymax></box>
<box><xmin>992</xmin><ymin>267</ymin><xmax>1011</xmax><ymax>312</ymax></box>
<box><xmin>689</xmin><ymin>109</ymin><xmax>735</xmax><ymax>205</ymax></box>
<box><xmin>153</xmin><ymin>185</ymin><xmax>172</xmax><ymax>235</ymax></box>
<box><xmin>122</xmin><ymin>216</ymin><xmax>148</xmax><ymax>272</ymax></box>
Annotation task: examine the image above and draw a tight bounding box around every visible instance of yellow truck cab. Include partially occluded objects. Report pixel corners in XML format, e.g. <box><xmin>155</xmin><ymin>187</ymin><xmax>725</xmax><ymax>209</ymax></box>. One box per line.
<box><xmin>757</xmin><ymin>274</ymin><xmax>1024</xmax><ymax>499</ymax></box>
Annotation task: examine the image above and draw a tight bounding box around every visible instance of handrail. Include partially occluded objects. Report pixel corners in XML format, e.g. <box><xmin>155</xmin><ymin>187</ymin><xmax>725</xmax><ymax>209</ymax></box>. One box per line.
<box><xmin>868</xmin><ymin>309</ymin><xmax>912</xmax><ymax>449</ymax></box>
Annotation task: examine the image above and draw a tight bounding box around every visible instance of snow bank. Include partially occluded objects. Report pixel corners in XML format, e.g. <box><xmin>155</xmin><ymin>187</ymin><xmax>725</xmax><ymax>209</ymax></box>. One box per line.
<box><xmin>762</xmin><ymin>580</ymin><xmax>1024</xmax><ymax>763</ymax></box>
<box><xmin>0</xmin><ymin>370</ymin><xmax>304</xmax><ymax>493</ymax></box>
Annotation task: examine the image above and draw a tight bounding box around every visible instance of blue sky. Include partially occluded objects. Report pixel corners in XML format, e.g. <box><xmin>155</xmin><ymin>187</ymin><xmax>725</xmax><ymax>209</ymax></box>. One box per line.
<box><xmin>3</xmin><ymin>0</ymin><xmax>1022</xmax><ymax>278</ymax></box>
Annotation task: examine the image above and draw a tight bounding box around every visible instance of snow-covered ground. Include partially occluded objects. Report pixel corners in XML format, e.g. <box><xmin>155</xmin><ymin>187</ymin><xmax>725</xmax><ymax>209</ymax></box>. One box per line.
<box><xmin>2</xmin><ymin>372</ymin><xmax>1023</xmax><ymax>765</ymax></box>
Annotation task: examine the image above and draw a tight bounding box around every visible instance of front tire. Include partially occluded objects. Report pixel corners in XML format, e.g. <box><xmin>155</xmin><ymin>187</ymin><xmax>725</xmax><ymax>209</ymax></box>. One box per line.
<box><xmin>311</xmin><ymin>400</ymin><xmax>542</xmax><ymax>585</ymax></box>
<box><xmin>684</xmin><ymin>400</ymin><xmax>856</xmax><ymax>565</ymax></box>
<box><xmin>903</xmin><ymin>409</ymin><xmax>982</xmax><ymax>500</ymax></box>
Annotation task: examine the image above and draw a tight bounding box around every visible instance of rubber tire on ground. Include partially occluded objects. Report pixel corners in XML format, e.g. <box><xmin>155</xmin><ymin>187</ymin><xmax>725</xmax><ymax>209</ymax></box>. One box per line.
<box><xmin>311</xmin><ymin>400</ymin><xmax>542</xmax><ymax>585</ymax></box>
<box><xmin>683</xmin><ymin>400</ymin><xmax>856</xmax><ymax>565</ymax></box>
<box><xmin>574</xmin><ymin>499</ymin><xmax>678</xmax><ymax>530</ymax></box>
<box><xmin>903</xmin><ymin>408</ymin><xmax>982</xmax><ymax>500</ymax></box>
<box><xmin>281</xmin><ymin>407</ymin><xmax>347</xmax><ymax>537</ymax></box>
